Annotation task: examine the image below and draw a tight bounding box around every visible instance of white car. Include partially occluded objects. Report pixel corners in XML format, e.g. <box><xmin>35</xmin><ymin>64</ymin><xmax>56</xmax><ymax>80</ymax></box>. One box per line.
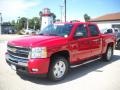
<box><xmin>24</xmin><ymin>29</ymin><xmax>36</xmax><ymax>35</ymax></box>
<box><xmin>100</xmin><ymin>28</ymin><xmax>120</xmax><ymax>49</ymax></box>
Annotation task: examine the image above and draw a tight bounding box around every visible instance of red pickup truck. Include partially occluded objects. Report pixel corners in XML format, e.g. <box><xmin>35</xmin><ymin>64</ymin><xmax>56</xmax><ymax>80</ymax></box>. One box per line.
<box><xmin>6</xmin><ymin>22</ymin><xmax>116</xmax><ymax>81</ymax></box>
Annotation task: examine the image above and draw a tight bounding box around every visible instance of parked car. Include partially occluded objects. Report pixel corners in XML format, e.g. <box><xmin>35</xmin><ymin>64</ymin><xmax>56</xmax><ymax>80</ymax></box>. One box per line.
<box><xmin>2</xmin><ymin>29</ymin><xmax>15</xmax><ymax>34</ymax></box>
<box><xmin>6</xmin><ymin>22</ymin><xmax>116</xmax><ymax>81</ymax></box>
<box><xmin>22</xmin><ymin>29</ymin><xmax>36</xmax><ymax>35</ymax></box>
<box><xmin>1</xmin><ymin>22</ymin><xmax>16</xmax><ymax>34</ymax></box>
<box><xmin>100</xmin><ymin>28</ymin><xmax>120</xmax><ymax>49</ymax></box>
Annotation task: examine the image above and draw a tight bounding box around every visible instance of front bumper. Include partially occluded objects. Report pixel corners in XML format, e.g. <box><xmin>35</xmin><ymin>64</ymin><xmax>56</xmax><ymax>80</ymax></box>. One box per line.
<box><xmin>6</xmin><ymin>53</ymin><xmax>50</xmax><ymax>75</ymax></box>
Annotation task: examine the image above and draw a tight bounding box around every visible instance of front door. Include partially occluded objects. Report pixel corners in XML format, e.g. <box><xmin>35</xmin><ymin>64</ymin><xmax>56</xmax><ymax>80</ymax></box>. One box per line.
<box><xmin>73</xmin><ymin>24</ymin><xmax>91</xmax><ymax>62</ymax></box>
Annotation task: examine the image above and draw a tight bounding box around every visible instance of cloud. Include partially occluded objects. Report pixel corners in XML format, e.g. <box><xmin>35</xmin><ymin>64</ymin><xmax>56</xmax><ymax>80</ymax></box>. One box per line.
<box><xmin>0</xmin><ymin>0</ymin><xmax>41</xmax><ymax>21</ymax></box>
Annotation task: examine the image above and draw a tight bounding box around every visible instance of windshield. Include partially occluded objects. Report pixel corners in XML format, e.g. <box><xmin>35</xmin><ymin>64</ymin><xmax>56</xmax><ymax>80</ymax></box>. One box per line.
<box><xmin>39</xmin><ymin>24</ymin><xmax>73</xmax><ymax>37</ymax></box>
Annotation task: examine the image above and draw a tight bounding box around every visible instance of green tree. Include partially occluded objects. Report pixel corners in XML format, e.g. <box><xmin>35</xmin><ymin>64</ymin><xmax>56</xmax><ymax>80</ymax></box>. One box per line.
<box><xmin>39</xmin><ymin>11</ymin><xmax>42</xmax><ymax>22</ymax></box>
<box><xmin>51</xmin><ymin>13</ymin><xmax>56</xmax><ymax>22</ymax></box>
<box><xmin>56</xmin><ymin>19</ymin><xmax>61</xmax><ymax>22</ymax></box>
<box><xmin>15</xmin><ymin>17</ymin><xmax>27</xmax><ymax>31</ymax></box>
<box><xmin>10</xmin><ymin>9</ymin><xmax>56</xmax><ymax>33</ymax></box>
<box><xmin>29</xmin><ymin>17</ymin><xmax>40</xmax><ymax>30</ymax></box>
<box><xmin>11</xmin><ymin>20</ymin><xmax>15</xmax><ymax>25</ymax></box>
<box><xmin>19</xmin><ymin>17</ymin><xmax>27</xmax><ymax>29</ymax></box>
<box><xmin>28</xmin><ymin>19</ymin><xmax>34</xmax><ymax>29</ymax></box>
<box><xmin>84</xmin><ymin>14</ymin><xmax>91</xmax><ymax>22</ymax></box>
<box><xmin>11</xmin><ymin>20</ymin><xmax>17</xmax><ymax>31</ymax></box>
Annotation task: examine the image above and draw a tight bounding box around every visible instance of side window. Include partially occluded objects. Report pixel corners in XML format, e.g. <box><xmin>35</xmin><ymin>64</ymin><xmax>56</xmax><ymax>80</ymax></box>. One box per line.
<box><xmin>88</xmin><ymin>25</ymin><xmax>99</xmax><ymax>36</ymax></box>
<box><xmin>74</xmin><ymin>24</ymin><xmax>88</xmax><ymax>38</ymax></box>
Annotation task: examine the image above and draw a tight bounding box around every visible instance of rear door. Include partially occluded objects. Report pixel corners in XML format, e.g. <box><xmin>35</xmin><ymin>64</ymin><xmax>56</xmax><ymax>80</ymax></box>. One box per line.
<box><xmin>87</xmin><ymin>24</ymin><xmax>102</xmax><ymax>57</ymax></box>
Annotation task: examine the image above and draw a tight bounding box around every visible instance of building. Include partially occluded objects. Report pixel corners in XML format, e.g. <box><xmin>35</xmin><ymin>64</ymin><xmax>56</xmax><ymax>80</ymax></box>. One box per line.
<box><xmin>40</xmin><ymin>8</ymin><xmax>53</xmax><ymax>30</ymax></box>
<box><xmin>1</xmin><ymin>22</ymin><xmax>15</xmax><ymax>34</ymax></box>
<box><xmin>90</xmin><ymin>12</ymin><xmax>120</xmax><ymax>30</ymax></box>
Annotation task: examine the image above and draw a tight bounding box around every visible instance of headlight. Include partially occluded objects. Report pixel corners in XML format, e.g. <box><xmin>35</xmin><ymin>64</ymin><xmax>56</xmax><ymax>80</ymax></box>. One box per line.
<box><xmin>29</xmin><ymin>47</ymin><xmax>47</xmax><ymax>59</ymax></box>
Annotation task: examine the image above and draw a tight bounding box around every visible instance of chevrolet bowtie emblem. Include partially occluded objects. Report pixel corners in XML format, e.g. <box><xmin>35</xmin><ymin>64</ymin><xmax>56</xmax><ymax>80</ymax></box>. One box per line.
<box><xmin>8</xmin><ymin>48</ymin><xmax>17</xmax><ymax>53</ymax></box>
<box><xmin>12</xmin><ymin>48</ymin><xmax>17</xmax><ymax>53</ymax></box>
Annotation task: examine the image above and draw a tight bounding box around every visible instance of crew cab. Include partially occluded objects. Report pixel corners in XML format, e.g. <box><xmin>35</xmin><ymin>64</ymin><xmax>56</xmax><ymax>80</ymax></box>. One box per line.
<box><xmin>6</xmin><ymin>22</ymin><xmax>116</xmax><ymax>81</ymax></box>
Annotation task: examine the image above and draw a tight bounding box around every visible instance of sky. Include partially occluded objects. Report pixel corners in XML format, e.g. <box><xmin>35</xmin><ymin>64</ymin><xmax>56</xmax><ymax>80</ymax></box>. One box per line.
<box><xmin>0</xmin><ymin>0</ymin><xmax>120</xmax><ymax>22</ymax></box>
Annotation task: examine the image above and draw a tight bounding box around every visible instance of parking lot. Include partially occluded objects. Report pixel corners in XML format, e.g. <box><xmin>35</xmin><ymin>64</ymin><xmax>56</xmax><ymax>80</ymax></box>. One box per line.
<box><xmin>0</xmin><ymin>35</ymin><xmax>120</xmax><ymax>90</ymax></box>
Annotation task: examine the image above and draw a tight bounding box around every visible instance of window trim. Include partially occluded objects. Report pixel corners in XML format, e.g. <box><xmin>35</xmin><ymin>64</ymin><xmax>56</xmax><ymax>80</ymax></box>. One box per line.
<box><xmin>74</xmin><ymin>24</ymin><xmax>88</xmax><ymax>39</ymax></box>
<box><xmin>88</xmin><ymin>24</ymin><xmax>100</xmax><ymax>37</ymax></box>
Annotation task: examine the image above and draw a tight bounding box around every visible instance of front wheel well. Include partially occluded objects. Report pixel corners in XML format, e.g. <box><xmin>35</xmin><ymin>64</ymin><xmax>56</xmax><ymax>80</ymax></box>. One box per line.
<box><xmin>50</xmin><ymin>50</ymin><xmax>70</xmax><ymax>62</ymax></box>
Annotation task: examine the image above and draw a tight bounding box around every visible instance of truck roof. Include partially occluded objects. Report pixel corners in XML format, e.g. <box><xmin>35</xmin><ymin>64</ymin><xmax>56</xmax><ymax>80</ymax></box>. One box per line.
<box><xmin>55</xmin><ymin>21</ymin><xmax>96</xmax><ymax>25</ymax></box>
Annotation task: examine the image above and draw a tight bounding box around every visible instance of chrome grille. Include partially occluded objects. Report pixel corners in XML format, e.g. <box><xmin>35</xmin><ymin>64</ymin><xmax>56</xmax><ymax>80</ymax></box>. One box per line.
<box><xmin>7</xmin><ymin>44</ymin><xmax>30</xmax><ymax>61</ymax></box>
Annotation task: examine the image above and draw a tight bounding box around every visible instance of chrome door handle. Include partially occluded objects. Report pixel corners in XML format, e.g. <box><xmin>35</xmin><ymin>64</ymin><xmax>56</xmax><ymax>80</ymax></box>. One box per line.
<box><xmin>92</xmin><ymin>39</ymin><xmax>100</xmax><ymax>42</ymax></box>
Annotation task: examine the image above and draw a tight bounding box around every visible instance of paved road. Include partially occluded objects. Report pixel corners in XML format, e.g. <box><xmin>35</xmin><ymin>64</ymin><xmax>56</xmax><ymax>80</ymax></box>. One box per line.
<box><xmin>0</xmin><ymin>40</ymin><xmax>120</xmax><ymax>90</ymax></box>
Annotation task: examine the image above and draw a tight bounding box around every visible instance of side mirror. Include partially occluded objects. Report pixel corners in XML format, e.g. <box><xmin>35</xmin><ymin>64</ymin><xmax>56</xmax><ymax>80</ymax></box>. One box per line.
<box><xmin>75</xmin><ymin>32</ymin><xmax>84</xmax><ymax>38</ymax></box>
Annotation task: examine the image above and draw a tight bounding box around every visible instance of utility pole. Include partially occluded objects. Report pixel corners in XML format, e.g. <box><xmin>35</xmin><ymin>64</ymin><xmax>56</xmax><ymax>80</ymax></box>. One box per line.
<box><xmin>26</xmin><ymin>18</ymin><xmax>29</xmax><ymax>30</ymax></box>
<box><xmin>64</xmin><ymin>0</ymin><xmax>66</xmax><ymax>22</ymax></box>
<box><xmin>17</xmin><ymin>17</ymin><xmax>20</xmax><ymax>31</ymax></box>
<box><xmin>60</xmin><ymin>5</ymin><xmax>64</xmax><ymax>22</ymax></box>
<box><xmin>34</xmin><ymin>20</ymin><xmax>36</xmax><ymax>30</ymax></box>
<box><xmin>0</xmin><ymin>13</ymin><xmax>2</xmax><ymax>34</ymax></box>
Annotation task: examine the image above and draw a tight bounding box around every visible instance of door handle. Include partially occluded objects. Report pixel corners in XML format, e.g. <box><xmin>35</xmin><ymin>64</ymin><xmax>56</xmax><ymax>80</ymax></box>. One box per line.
<box><xmin>92</xmin><ymin>39</ymin><xmax>100</xmax><ymax>42</ymax></box>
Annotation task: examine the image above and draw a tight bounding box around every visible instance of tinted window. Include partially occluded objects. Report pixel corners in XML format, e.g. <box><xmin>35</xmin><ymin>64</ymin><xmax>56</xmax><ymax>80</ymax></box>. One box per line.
<box><xmin>75</xmin><ymin>24</ymin><xmax>88</xmax><ymax>38</ymax></box>
<box><xmin>39</xmin><ymin>24</ymin><xmax>73</xmax><ymax>37</ymax></box>
<box><xmin>88</xmin><ymin>25</ymin><xmax>99</xmax><ymax>36</ymax></box>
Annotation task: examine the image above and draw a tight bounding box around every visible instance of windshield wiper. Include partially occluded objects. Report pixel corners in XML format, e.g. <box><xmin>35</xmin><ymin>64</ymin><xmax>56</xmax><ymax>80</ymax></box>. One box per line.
<box><xmin>39</xmin><ymin>33</ymin><xmax>44</xmax><ymax>35</ymax></box>
<box><xmin>39</xmin><ymin>33</ymin><xmax>59</xmax><ymax>36</ymax></box>
<box><xmin>48</xmin><ymin>34</ymin><xmax>59</xmax><ymax>36</ymax></box>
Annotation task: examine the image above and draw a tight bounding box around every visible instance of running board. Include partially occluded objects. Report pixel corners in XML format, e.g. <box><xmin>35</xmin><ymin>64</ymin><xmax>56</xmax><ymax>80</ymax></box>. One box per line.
<box><xmin>70</xmin><ymin>57</ymin><xmax>101</xmax><ymax>68</ymax></box>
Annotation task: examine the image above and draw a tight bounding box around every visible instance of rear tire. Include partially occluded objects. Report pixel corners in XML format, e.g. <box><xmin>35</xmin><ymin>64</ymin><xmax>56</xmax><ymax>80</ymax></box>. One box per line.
<box><xmin>116</xmin><ymin>41</ymin><xmax>120</xmax><ymax>50</ymax></box>
<box><xmin>102</xmin><ymin>46</ymin><xmax>113</xmax><ymax>61</ymax></box>
<box><xmin>48</xmin><ymin>56</ymin><xmax>69</xmax><ymax>81</ymax></box>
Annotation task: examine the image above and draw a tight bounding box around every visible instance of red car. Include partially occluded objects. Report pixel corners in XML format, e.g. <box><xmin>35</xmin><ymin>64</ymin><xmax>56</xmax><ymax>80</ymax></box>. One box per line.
<box><xmin>6</xmin><ymin>22</ymin><xmax>116</xmax><ymax>81</ymax></box>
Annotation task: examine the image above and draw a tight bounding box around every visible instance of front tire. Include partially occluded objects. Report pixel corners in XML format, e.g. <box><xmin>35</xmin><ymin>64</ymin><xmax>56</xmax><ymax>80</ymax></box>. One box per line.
<box><xmin>48</xmin><ymin>56</ymin><xmax>69</xmax><ymax>81</ymax></box>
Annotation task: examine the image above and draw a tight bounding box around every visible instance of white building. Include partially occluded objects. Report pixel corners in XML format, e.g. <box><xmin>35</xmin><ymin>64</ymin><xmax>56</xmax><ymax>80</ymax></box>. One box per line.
<box><xmin>41</xmin><ymin>8</ymin><xmax>53</xmax><ymax>30</ymax></box>
<box><xmin>90</xmin><ymin>12</ymin><xmax>120</xmax><ymax>30</ymax></box>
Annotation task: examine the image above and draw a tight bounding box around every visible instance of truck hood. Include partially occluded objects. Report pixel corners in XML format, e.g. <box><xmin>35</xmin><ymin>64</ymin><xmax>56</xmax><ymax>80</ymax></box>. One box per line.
<box><xmin>8</xmin><ymin>35</ymin><xmax>68</xmax><ymax>47</ymax></box>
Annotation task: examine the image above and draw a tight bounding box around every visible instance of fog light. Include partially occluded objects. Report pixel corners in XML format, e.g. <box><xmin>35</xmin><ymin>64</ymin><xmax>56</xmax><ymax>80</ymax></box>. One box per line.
<box><xmin>32</xmin><ymin>68</ymin><xmax>39</xmax><ymax>72</ymax></box>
